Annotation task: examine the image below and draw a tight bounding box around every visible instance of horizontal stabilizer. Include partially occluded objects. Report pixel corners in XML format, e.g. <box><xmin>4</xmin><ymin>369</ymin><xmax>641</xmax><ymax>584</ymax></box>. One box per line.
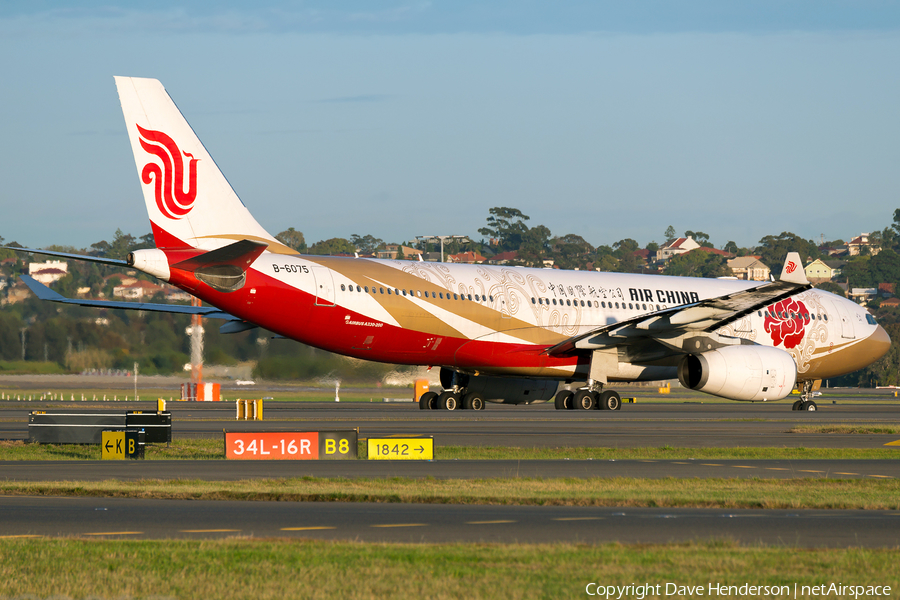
<box><xmin>19</xmin><ymin>275</ymin><xmax>239</xmax><ymax>320</ymax></box>
<box><xmin>171</xmin><ymin>239</ymin><xmax>268</xmax><ymax>272</ymax></box>
<box><xmin>171</xmin><ymin>239</ymin><xmax>268</xmax><ymax>293</ymax></box>
<box><xmin>219</xmin><ymin>320</ymin><xmax>259</xmax><ymax>334</ymax></box>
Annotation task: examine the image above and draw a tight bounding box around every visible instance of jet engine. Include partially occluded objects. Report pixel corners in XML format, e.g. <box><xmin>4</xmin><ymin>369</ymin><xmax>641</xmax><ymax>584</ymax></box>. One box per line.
<box><xmin>677</xmin><ymin>345</ymin><xmax>797</xmax><ymax>401</ymax></box>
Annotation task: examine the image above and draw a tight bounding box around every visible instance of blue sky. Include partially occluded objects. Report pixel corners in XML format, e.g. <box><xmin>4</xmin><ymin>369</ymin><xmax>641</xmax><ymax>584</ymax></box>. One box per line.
<box><xmin>2</xmin><ymin>2</ymin><xmax>900</xmax><ymax>251</ymax></box>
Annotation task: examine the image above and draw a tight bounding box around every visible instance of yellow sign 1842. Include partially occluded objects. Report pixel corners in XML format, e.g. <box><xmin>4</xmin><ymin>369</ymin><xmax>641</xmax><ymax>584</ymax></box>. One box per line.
<box><xmin>367</xmin><ymin>438</ymin><xmax>433</xmax><ymax>460</ymax></box>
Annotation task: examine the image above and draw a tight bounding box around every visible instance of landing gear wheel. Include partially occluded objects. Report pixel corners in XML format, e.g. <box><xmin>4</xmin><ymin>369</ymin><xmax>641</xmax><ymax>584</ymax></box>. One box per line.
<box><xmin>573</xmin><ymin>390</ymin><xmax>595</xmax><ymax>410</ymax></box>
<box><xmin>438</xmin><ymin>391</ymin><xmax>459</xmax><ymax>410</ymax></box>
<box><xmin>791</xmin><ymin>400</ymin><xmax>802</xmax><ymax>411</ymax></box>
<box><xmin>462</xmin><ymin>392</ymin><xmax>485</xmax><ymax>410</ymax></box>
<box><xmin>599</xmin><ymin>390</ymin><xmax>621</xmax><ymax>411</ymax></box>
<box><xmin>419</xmin><ymin>391</ymin><xmax>438</xmax><ymax>410</ymax></box>
<box><xmin>554</xmin><ymin>390</ymin><xmax>573</xmax><ymax>410</ymax></box>
<box><xmin>801</xmin><ymin>400</ymin><xmax>817</xmax><ymax>411</ymax></box>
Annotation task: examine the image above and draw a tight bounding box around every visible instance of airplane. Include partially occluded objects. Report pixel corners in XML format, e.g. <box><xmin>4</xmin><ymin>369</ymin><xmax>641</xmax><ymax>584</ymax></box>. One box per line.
<box><xmin>10</xmin><ymin>77</ymin><xmax>891</xmax><ymax>412</ymax></box>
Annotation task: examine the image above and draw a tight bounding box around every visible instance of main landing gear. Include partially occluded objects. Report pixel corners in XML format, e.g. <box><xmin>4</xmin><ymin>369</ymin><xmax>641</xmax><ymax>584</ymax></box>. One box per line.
<box><xmin>418</xmin><ymin>390</ymin><xmax>486</xmax><ymax>411</ymax></box>
<box><xmin>791</xmin><ymin>380</ymin><xmax>818</xmax><ymax>411</ymax></box>
<box><xmin>554</xmin><ymin>389</ymin><xmax>621</xmax><ymax>411</ymax></box>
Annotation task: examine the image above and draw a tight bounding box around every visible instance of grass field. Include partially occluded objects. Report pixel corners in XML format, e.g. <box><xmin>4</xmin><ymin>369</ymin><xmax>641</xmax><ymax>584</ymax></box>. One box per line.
<box><xmin>2</xmin><ymin>476</ymin><xmax>899</xmax><ymax>510</ymax></box>
<box><xmin>0</xmin><ymin>538</ymin><xmax>897</xmax><ymax>600</ymax></box>
<box><xmin>1</xmin><ymin>439</ymin><xmax>897</xmax><ymax>461</ymax></box>
<box><xmin>2</xmin><ymin>438</ymin><xmax>899</xmax><ymax>462</ymax></box>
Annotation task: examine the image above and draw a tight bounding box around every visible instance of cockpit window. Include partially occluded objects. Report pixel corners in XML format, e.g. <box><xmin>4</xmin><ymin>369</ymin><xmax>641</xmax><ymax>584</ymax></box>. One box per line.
<box><xmin>867</xmin><ymin>314</ymin><xmax>877</xmax><ymax>325</ymax></box>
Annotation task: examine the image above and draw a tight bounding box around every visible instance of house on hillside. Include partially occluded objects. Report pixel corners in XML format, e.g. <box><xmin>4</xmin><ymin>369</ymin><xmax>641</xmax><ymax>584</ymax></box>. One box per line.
<box><xmin>376</xmin><ymin>244</ymin><xmax>422</xmax><ymax>260</ymax></box>
<box><xmin>849</xmin><ymin>288</ymin><xmax>878</xmax><ymax>304</ymax></box>
<box><xmin>113</xmin><ymin>280</ymin><xmax>165</xmax><ymax>299</ymax></box>
<box><xmin>656</xmin><ymin>237</ymin><xmax>700</xmax><ymax>262</ymax></box>
<box><xmin>486</xmin><ymin>250</ymin><xmax>519</xmax><ymax>265</ymax></box>
<box><xmin>727</xmin><ymin>256</ymin><xmax>771</xmax><ymax>281</ymax></box>
<box><xmin>847</xmin><ymin>233</ymin><xmax>880</xmax><ymax>256</ymax></box>
<box><xmin>804</xmin><ymin>259</ymin><xmax>844</xmax><ymax>283</ymax></box>
<box><xmin>446</xmin><ymin>251</ymin><xmax>486</xmax><ymax>264</ymax></box>
<box><xmin>28</xmin><ymin>260</ymin><xmax>68</xmax><ymax>285</ymax></box>
<box><xmin>695</xmin><ymin>247</ymin><xmax>734</xmax><ymax>259</ymax></box>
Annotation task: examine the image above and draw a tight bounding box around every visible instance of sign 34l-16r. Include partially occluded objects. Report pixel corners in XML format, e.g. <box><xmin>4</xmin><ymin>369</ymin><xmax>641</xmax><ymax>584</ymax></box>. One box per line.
<box><xmin>225</xmin><ymin>430</ymin><xmax>357</xmax><ymax>460</ymax></box>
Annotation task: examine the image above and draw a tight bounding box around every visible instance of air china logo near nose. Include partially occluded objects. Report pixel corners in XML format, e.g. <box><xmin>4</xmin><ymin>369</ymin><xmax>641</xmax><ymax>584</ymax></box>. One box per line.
<box><xmin>137</xmin><ymin>124</ymin><xmax>199</xmax><ymax>220</ymax></box>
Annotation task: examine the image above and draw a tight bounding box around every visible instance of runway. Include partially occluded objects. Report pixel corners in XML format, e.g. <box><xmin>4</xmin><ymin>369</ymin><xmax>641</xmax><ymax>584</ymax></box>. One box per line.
<box><xmin>1</xmin><ymin>393</ymin><xmax>898</xmax><ymax>548</ymax></box>
<box><xmin>3</xmin><ymin>396</ymin><xmax>900</xmax><ymax>449</ymax></box>
<box><xmin>1</xmin><ymin>495</ymin><xmax>898</xmax><ymax>547</ymax></box>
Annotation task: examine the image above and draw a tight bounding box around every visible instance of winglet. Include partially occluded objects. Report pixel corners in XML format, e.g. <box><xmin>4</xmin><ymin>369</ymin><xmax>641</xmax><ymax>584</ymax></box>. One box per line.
<box><xmin>779</xmin><ymin>252</ymin><xmax>809</xmax><ymax>285</ymax></box>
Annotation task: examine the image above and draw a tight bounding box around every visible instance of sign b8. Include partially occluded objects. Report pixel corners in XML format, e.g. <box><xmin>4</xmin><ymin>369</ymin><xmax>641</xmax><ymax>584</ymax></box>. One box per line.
<box><xmin>225</xmin><ymin>430</ymin><xmax>357</xmax><ymax>460</ymax></box>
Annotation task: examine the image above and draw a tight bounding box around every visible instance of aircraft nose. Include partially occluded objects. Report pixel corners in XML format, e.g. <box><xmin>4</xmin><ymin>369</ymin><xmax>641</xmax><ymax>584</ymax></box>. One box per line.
<box><xmin>867</xmin><ymin>324</ymin><xmax>892</xmax><ymax>362</ymax></box>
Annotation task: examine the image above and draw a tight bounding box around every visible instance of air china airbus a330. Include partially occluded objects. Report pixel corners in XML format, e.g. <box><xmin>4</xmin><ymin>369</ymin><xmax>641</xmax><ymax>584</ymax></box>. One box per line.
<box><xmin>12</xmin><ymin>77</ymin><xmax>891</xmax><ymax>412</ymax></box>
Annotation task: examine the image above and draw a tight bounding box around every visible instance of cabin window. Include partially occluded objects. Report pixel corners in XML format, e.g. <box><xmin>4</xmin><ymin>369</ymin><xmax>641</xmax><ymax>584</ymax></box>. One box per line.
<box><xmin>454</xmin><ymin>293</ymin><xmax>459</xmax><ymax>300</ymax></box>
<box><xmin>824</xmin><ymin>314</ymin><xmax>829</xmax><ymax>321</ymax></box>
<box><xmin>365</xmin><ymin>286</ymin><xmax>370</xmax><ymax>293</ymax></box>
<box><xmin>387</xmin><ymin>289</ymin><xmax>392</xmax><ymax>295</ymax></box>
<box><xmin>468</xmin><ymin>294</ymin><xmax>472</xmax><ymax>301</ymax></box>
<box><xmin>380</xmin><ymin>287</ymin><xmax>384</xmax><ymax>294</ymax></box>
<box><xmin>417</xmin><ymin>290</ymin><xmax>422</xmax><ymax>297</ymax></box>
<box><xmin>341</xmin><ymin>284</ymin><xmax>346</xmax><ymax>291</ymax></box>
<box><xmin>615</xmin><ymin>302</ymin><xmax>620</xmax><ymax>309</ymax></box>
<box><xmin>489</xmin><ymin>295</ymin><xmax>494</xmax><ymax>302</ymax></box>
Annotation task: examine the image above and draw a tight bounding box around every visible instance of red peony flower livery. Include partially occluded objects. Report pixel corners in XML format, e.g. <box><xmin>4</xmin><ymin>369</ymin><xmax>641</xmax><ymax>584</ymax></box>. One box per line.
<box><xmin>764</xmin><ymin>298</ymin><xmax>808</xmax><ymax>349</ymax></box>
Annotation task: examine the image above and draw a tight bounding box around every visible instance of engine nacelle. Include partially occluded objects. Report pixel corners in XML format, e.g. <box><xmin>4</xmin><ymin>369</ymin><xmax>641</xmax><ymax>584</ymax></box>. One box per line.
<box><xmin>440</xmin><ymin>368</ymin><xmax>559</xmax><ymax>404</ymax></box>
<box><xmin>677</xmin><ymin>345</ymin><xmax>797</xmax><ymax>401</ymax></box>
<box><xmin>127</xmin><ymin>249</ymin><xmax>171</xmax><ymax>282</ymax></box>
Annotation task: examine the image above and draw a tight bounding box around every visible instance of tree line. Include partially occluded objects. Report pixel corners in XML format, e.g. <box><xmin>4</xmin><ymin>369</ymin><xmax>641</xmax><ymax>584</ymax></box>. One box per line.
<box><xmin>4</xmin><ymin>208</ymin><xmax>900</xmax><ymax>385</ymax></box>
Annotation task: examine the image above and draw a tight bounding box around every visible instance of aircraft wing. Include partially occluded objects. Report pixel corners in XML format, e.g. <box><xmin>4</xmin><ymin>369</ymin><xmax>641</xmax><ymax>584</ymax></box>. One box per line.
<box><xmin>4</xmin><ymin>246</ymin><xmax>129</xmax><ymax>267</ymax></box>
<box><xmin>545</xmin><ymin>252</ymin><xmax>812</xmax><ymax>356</ymax></box>
<box><xmin>19</xmin><ymin>274</ymin><xmax>239</xmax><ymax>320</ymax></box>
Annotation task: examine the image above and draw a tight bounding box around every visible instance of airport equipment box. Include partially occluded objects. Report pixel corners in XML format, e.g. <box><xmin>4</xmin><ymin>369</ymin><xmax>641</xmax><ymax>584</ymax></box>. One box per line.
<box><xmin>28</xmin><ymin>410</ymin><xmax>171</xmax><ymax>444</ymax></box>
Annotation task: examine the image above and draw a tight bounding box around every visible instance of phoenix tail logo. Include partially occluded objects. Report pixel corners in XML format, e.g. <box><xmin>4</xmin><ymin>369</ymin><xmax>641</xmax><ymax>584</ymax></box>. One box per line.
<box><xmin>137</xmin><ymin>125</ymin><xmax>199</xmax><ymax>220</ymax></box>
<box><xmin>785</xmin><ymin>261</ymin><xmax>797</xmax><ymax>274</ymax></box>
